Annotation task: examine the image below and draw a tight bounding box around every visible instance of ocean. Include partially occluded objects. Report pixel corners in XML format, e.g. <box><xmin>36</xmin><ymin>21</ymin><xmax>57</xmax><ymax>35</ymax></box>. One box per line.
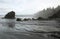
<box><xmin>0</xmin><ymin>15</ymin><xmax>33</xmax><ymax>19</ymax></box>
<box><xmin>0</xmin><ymin>15</ymin><xmax>60</xmax><ymax>39</ymax></box>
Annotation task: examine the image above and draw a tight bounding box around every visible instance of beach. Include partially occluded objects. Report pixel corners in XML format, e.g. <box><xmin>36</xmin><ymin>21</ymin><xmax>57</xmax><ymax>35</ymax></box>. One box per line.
<box><xmin>0</xmin><ymin>17</ymin><xmax>60</xmax><ymax>39</ymax></box>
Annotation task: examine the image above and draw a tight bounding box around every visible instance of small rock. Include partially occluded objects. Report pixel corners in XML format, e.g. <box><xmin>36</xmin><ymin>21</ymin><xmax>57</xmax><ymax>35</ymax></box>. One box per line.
<box><xmin>16</xmin><ymin>18</ymin><xmax>22</xmax><ymax>21</ymax></box>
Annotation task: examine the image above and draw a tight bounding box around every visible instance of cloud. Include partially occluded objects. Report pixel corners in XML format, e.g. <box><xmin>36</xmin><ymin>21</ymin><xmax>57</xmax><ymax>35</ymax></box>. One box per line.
<box><xmin>0</xmin><ymin>0</ymin><xmax>60</xmax><ymax>15</ymax></box>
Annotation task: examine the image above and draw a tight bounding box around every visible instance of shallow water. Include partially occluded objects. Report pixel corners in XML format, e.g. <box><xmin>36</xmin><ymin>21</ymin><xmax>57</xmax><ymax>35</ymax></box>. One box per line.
<box><xmin>0</xmin><ymin>19</ymin><xmax>60</xmax><ymax>39</ymax></box>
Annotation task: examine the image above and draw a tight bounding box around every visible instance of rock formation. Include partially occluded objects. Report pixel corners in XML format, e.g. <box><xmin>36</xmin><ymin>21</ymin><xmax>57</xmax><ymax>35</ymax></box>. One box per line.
<box><xmin>4</xmin><ymin>11</ymin><xmax>15</xmax><ymax>19</ymax></box>
<box><xmin>16</xmin><ymin>18</ymin><xmax>22</xmax><ymax>21</ymax></box>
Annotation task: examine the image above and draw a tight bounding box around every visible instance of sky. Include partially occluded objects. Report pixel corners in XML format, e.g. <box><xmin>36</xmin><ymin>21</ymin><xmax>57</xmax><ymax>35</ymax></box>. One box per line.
<box><xmin>0</xmin><ymin>0</ymin><xmax>60</xmax><ymax>15</ymax></box>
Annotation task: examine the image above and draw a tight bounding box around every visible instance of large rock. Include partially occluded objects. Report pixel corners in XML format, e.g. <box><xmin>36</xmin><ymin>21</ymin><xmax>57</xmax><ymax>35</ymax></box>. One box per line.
<box><xmin>4</xmin><ymin>11</ymin><xmax>15</xmax><ymax>19</ymax></box>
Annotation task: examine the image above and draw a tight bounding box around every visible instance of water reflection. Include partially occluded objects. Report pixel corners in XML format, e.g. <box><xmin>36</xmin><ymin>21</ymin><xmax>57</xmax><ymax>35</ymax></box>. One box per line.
<box><xmin>4</xmin><ymin>19</ymin><xmax>15</xmax><ymax>28</ymax></box>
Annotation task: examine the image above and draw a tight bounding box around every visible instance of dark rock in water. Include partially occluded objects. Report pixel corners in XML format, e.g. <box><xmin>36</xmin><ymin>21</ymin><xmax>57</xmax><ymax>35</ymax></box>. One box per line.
<box><xmin>23</xmin><ymin>18</ymin><xmax>31</xmax><ymax>21</ymax></box>
<box><xmin>32</xmin><ymin>18</ymin><xmax>36</xmax><ymax>20</ymax></box>
<box><xmin>16</xmin><ymin>18</ymin><xmax>22</xmax><ymax>21</ymax></box>
<box><xmin>4</xmin><ymin>11</ymin><xmax>15</xmax><ymax>19</ymax></box>
<box><xmin>37</xmin><ymin>17</ymin><xmax>44</xmax><ymax>20</ymax></box>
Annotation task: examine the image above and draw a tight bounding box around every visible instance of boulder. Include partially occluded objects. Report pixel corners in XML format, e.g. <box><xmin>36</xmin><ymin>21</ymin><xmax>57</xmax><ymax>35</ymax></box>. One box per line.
<box><xmin>16</xmin><ymin>18</ymin><xmax>22</xmax><ymax>21</ymax></box>
<box><xmin>37</xmin><ymin>17</ymin><xmax>44</xmax><ymax>20</ymax></box>
<box><xmin>23</xmin><ymin>18</ymin><xmax>31</xmax><ymax>21</ymax></box>
<box><xmin>4</xmin><ymin>11</ymin><xmax>15</xmax><ymax>19</ymax></box>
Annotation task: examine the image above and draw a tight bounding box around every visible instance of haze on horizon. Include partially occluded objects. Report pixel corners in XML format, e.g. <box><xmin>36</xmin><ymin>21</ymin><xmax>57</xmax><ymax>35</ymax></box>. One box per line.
<box><xmin>0</xmin><ymin>0</ymin><xmax>60</xmax><ymax>15</ymax></box>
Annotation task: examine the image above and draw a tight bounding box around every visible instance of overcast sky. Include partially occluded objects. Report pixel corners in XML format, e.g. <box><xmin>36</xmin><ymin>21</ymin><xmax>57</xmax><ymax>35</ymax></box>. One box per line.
<box><xmin>0</xmin><ymin>0</ymin><xmax>60</xmax><ymax>15</ymax></box>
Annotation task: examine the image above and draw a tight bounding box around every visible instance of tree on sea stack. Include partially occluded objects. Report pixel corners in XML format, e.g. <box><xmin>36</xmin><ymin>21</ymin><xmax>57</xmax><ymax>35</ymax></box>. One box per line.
<box><xmin>4</xmin><ymin>11</ymin><xmax>15</xmax><ymax>19</ymax></box>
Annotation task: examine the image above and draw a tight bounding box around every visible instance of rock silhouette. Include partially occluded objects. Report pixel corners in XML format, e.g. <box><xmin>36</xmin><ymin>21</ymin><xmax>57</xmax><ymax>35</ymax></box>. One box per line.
<box><xmin>37</xmin><ymin>17</ymin><xmax>43</xmax><ymax>20</ymax></box>
<box><xmin>4</xmin><ymin>11</ymin><xmax>15</xmax><ymax>19</ymax></box>
<box><xmin>16</xmin><ymin>18</ymin><xmax>22</xmax><ymax>21</ymax></box>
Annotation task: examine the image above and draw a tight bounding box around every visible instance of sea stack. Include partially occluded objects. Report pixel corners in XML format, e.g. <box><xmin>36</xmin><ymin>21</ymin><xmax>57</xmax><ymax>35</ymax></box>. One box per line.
<box><xmin>4</xmin><ymin>11</ymin><xmax>15</xmax><ymax>19</ymax></box>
